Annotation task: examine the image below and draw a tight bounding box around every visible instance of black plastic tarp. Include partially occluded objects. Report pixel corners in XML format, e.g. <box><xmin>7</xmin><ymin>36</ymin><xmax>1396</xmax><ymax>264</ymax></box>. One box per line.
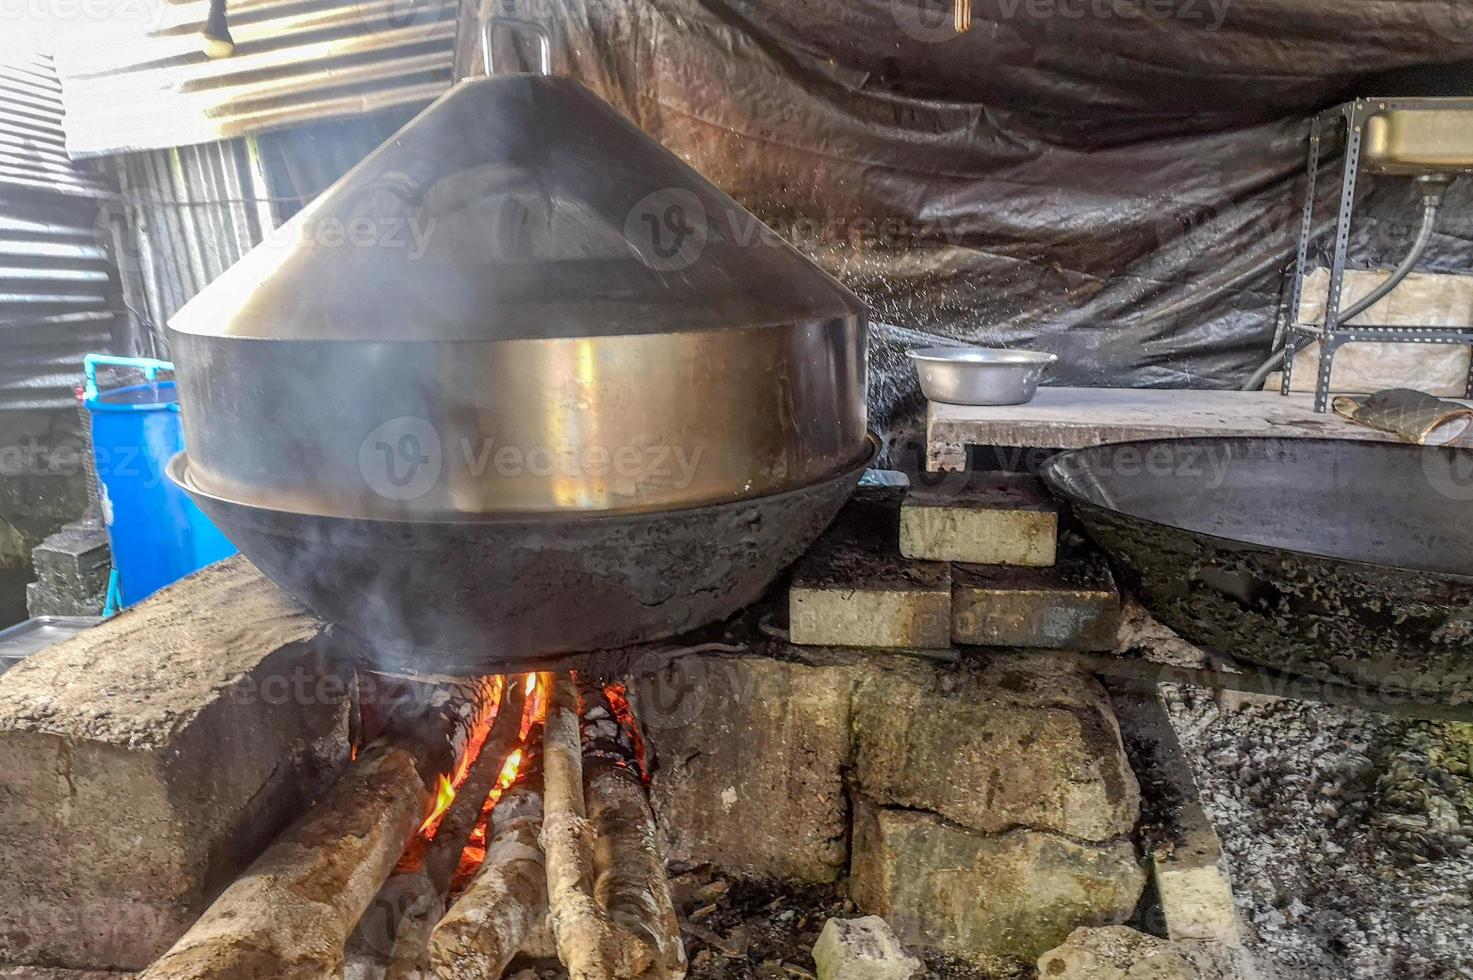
<box><xmin>532</xmin><ymin>0</ymin><xmax>1473</xmax><ymax>453</ymax></box>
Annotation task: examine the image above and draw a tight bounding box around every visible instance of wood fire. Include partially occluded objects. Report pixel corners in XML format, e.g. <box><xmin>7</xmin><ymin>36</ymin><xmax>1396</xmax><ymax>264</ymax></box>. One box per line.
<box><xmin>138</xmin><ymin>670</ymin><xmax>683</xmax><ymax>980</ymax></box>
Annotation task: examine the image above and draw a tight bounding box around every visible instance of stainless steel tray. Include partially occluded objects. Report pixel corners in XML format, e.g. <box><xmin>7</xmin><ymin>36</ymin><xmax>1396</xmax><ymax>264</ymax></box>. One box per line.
<box><xmin>1361</xmin><ymin>102</ymin><xmax>1473</xmax><ymax>176</ymax></box>
<box><xmin>0</xmin><ymin>616</ymin><xmax>101</xmax><ymax>675</ymax></box>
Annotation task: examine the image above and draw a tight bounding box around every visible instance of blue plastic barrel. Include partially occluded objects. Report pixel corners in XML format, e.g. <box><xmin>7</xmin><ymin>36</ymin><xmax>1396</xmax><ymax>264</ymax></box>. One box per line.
<box><xmin>83</xmin><ymin>355</ymin><xmax>236</xmax><ymax>608</ymax></box>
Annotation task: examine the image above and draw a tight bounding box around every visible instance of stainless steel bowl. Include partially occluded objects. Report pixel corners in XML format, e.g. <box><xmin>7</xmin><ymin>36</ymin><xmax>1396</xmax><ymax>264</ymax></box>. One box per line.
<box><xmin>909</xmin><ymin>346</ymin><xmax>1058</xmax><ymax>406</ymax></box>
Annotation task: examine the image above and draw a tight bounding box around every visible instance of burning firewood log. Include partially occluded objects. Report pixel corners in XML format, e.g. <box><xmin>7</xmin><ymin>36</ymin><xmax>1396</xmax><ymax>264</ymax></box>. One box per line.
<box><xmin>393</xmin><ymin>674</ymin><xmax>506</xmax><ymax>790</ymax></box>
<box><xmin>382</xmin><ymin>676</ymin><xmax>531</xmax><ymax>979</ymax></box>
<box><xmin>139</xmin><ymin>741</ymin><xmax>427</xmax><ymax>980</ymax></box>
<box><xmin>425</xmin><ymin>724</ymin><xmax>554</xmax><ymax>979</ymax></box>
<box><xmin>539</xmin><ymin>672</ymin><xmax>686</xmax><ymax>980</ymax></box>
<box><xmin>140</xmin><ymin>674</ymin><xmax>502</xmax><ymax>980</ymax></box>
<box><xmin>542</xmin><ymin>672</ymin><xmax>654</xmax><ymax>980</ymax></box>
<box><xmin>583</xmin><ymin>683</ymin><xmax>686</xmax><ymax>980</ymax></box>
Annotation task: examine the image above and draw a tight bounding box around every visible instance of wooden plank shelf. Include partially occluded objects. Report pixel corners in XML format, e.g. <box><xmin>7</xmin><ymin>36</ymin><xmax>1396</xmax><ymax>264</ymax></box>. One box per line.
<box><xmin>924</xmin><ymin>386</ymin><xmax>1469</xmax><ymax>471</ymax></box>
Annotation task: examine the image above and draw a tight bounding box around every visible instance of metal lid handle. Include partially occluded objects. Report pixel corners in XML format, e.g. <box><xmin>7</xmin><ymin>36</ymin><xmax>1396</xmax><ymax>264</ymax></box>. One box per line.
<box><xmin>483</xmin><ymin>16</ymin><xmax>551</xmax><ymax>77</ymax></box>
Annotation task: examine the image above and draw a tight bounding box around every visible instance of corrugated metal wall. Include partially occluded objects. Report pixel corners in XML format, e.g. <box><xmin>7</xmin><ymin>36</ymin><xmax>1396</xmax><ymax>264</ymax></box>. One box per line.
<box><xmin>0</xmin><ymin>50</ymin><xmax>123</xmax><ymax>409</ymax></box>
<box><xmin>103</xmin><ymin>107</ymin><xmax>415</xmax><ymax>355</ymax></box>
<box><xmin>54</xmin><ymin>0</ymin><xmax>458</xmax><ymax>159</ymax></box>
<box><xmin>105</xmin><ymin>139</ymin><xmax>277</xmax><ymax>353</ymax></box>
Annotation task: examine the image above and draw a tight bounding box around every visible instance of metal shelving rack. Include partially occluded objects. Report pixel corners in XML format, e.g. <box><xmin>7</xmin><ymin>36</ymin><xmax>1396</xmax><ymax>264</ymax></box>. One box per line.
<box><xmin>1279</xmin><ymin>97</ymin><xmax>1473</xmax><ymax>412</ymax></box>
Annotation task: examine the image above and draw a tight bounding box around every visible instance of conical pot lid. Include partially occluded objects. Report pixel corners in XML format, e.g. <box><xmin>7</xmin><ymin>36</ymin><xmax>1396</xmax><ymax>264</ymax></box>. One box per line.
<box><xmin>170</xmin><ymin>74</ymin><xmax>864</xmax><ymax>342</ymax></box>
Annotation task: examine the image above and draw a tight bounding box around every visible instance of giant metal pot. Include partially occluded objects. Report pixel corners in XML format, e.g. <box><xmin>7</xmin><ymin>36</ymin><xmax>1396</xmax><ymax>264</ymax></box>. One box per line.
<box><xmin>167</xmin><ymin>70</ymin><xmax>869</xmax><ymax>674</ymax></box>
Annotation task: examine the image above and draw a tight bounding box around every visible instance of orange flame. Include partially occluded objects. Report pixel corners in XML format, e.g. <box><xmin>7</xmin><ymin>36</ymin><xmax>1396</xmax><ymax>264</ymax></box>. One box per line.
<box><xmin>520</xmin><ymin>671</ymin><xmax>550</xmax><ymax>739</ymax></box>
<box><xmin>418</xmin><ymin>676</ymin><xmax>506</xmax><ymax>838</ymax></box>
<box><xmin>421</xmin><ymin>774</ymin><xmax>457</xmax><ymax>835</ymax></box>
<box><xmin>453</xmin><ymin>745</ymin><xmax>531</xmax><ymax>888</ymax></box>
<box><xmin>604</xmin><ymin>682</ymin><xmax>648</xmax><ymax>781</ymax></box>
<box><xmin>417</xmin><ymin>673</ymin><xmax>551</xmax><ymax>840</ymax></box>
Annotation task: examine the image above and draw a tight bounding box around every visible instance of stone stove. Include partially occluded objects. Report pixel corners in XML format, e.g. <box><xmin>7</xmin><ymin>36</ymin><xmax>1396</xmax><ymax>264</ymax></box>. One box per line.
<box><xmin>0</xmin><ymin>476</ymin><xmax>1184</xmax><ymax>978</ymax></box>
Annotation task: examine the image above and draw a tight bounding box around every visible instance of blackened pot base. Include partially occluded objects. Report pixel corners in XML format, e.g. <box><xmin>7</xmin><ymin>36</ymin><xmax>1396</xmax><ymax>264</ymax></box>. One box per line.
<box><xmin>169</xmin><ymin>449</ymin><xmax>871</xmax><ymax>676</ymax></box>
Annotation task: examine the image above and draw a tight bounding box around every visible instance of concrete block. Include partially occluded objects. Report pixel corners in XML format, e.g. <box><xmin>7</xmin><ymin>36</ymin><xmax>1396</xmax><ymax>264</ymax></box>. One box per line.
<box><xmin>29</xmin><ymin>520</ymin><xmax>110</xmax><ymax>598</ymax></box>
<box><xmin>852</xmin><ymin>658</ymin><xmax>1140</xmax><ymax>842</ymax></box>
<box><xmin>1151</xmin><ymin>804</ymin><xmax>1243</xmax><ymax>945</ymax></box>
<box><xmin>951</xmin><ymin>549</ymin><xmax>1119</xmax><ymax>650</ymax></box>
<box><xmin>789</xmin><ymin>489</ymin><xmax>951</xmax><ymax>649</ymax></box>
<box><xmin>0</xmin><ymin>557</ymin><xmax>352</xmax><ymax>970</ymax></box>
<box><xmin>630</xmin><ymin>653</ymin><xmax>855</xmax><ymax>882</ymax></box>
<box><xmin>813</xmin><ymin>916</ymin><xmax>921</xmax><ymax>980</ymax></box>
<box><xmin>850</xmin><ymin>802</ymin><xmax>1144</xmax><ymax>970</ymax></box>
<box><xmin>900</xmin><ymin>473</ymin><xmax>1057</xmax><ymax>566</ymax></box>
<box><xmin>25</xmin><ymin>580</ymin><xmax>105</xmax><ymax>618</ymax></box>
<box><xmin>1107</xmin><ymin>691</ymin><xmax>1242</xmax><ymax>946</ymax></box>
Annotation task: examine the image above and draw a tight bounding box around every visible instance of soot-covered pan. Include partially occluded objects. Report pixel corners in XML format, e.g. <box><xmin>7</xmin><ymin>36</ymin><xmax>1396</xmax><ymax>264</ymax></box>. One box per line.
<box><xmin>1040</xmin><ymin>437</ymin><xmax>1473</xmax><ymax>700</ymax></box>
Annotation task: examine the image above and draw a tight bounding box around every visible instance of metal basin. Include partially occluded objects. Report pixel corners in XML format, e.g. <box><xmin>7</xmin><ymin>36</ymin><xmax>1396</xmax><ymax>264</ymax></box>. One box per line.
<box><xmin>1363</xmin><ymin>104</ymin><xmax>1473</xmax><ymax>175</ymax></box>
<box><xmin>909</xmin><ymin>347</ymin><xmax>1057</xmax><ymax>405</ymax></box>
<box><xmin>169</xmin><ymin>441</ymin><xmax>873</xmax><ymax>676</ymax></box>
<box><xmin>1040</xmin><ymin>437</ymin><xmax>1473</xmax><ymax>700</ymax></box>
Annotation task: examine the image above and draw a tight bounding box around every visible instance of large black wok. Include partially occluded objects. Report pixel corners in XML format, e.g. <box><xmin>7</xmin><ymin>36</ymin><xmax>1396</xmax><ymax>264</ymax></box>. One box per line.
<box><xmin>169</xmin><ymin>446</ymin><xmax>870</xmax><ymax>677</ymax></box>
<box><xmin>1040</xmin><ymin>437</ymin><xmax>1473</xmax><ymax>700</ymax></box>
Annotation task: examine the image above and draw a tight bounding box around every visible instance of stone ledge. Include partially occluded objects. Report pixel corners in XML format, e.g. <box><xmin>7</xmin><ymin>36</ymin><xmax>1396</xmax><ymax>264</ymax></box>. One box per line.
<box><xmin>951</xmin><ymin>546</ymin><xmax>1119</xmax><ymax>650</ymax></box>
<box><xmin>1109</xmin><ymin>691</ymin><xmax>1242</xmax><ymax>946</ymax></box>
<box><xmin>0</xmin><ymin>557</ymin><xmax>351</xmax><ymax>970</ymax></box>
<box><xmin>789</xmin><ymin>489</ymin><xmax>952</xmax><ymax>650</ymax></box>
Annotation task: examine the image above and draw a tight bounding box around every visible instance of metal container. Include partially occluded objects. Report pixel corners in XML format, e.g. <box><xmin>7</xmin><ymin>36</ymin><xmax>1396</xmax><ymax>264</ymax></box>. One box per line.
<box><xmin>1041</xmin><ymin>437</ymin><xmax>1473</xmax><ymax>699</ymax></box>
<box><xmin>82</xmin><ymin>356</ymin><xmax>236</xmax><ymax>608</ymax></box>
<box><xmin>166</xmin><ymin>51</ymin><xmax>870</xmax><ymax>672</ymax></box>
<box><xmin>1362</xmin><ymin>101</ymin><xmax>1473</xmax><ymax>176</ymax></box>
<box><xmin>909</xmin><ymin>346</ymin><xmax>1056</xmax><ymax>405</ymax></box>
<box><xmin>0</xmin><ymin>616</ymin><xmax>101</xmax><ymax>675</ymax></box>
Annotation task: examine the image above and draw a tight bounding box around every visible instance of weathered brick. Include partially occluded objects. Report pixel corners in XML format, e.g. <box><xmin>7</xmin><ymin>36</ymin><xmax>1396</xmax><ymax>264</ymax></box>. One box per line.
<box><xmin>851</xmin><ymin>802</ymin><xmax>1144</xmax><ymax>970</ymax></box>
<box><xmin>951</xmin><ymin>550</ymin><xmax>1119</xmax><ymax>650</ymax></box>
<box><xmin>789</xmin><ymin>490</ymin><xmax>951</xmax><ymax>649</ymax></box>
<box><xmin>899</xmin><ymin>473</ymin><xmax>1057</xmax><ymax>566</ymax></box>
<box><xmin>0</xmin><ymin>557</ymin><xmax>351</xmax><ymax>970</ymax></box>
<box><xmin>852</xmin><ymin>657</ymin><xmax>1140</xmax><ymax>842</ymax></box>
<box><xmin>630</xmin><ymin>654</ymin><xmax>855</xmax><ymax>882</ymax></box>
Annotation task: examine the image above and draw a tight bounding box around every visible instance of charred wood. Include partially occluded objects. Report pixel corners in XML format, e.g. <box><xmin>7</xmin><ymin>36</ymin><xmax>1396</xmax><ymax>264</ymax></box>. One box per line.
<box><xmin>383</xmin><ymin>674</ymin><xmax>503</xmax><ymax>789</ymax></box>
<box><xmin>139</xmin><ymin>742</ymin><xmax>428</xmax><ymax>980</ymax></box>
<box><xmin>426</xmin><ymin>726</ymin><xmax>553</xmax><ymax>979</ymax></box>
<box><xmin>382</xmin><ymin>677</ymin><xmax>530</xmax><ymax>979</ymax></box>
<box><xmin>582</xmin><ymin>683</ymin><xmax>686</xmax><ymax>980</ymax></box>
<box><xmin>141</xmin><ymin>676</ymin><xmax>501</xmax><ymax>980</ymax></box>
